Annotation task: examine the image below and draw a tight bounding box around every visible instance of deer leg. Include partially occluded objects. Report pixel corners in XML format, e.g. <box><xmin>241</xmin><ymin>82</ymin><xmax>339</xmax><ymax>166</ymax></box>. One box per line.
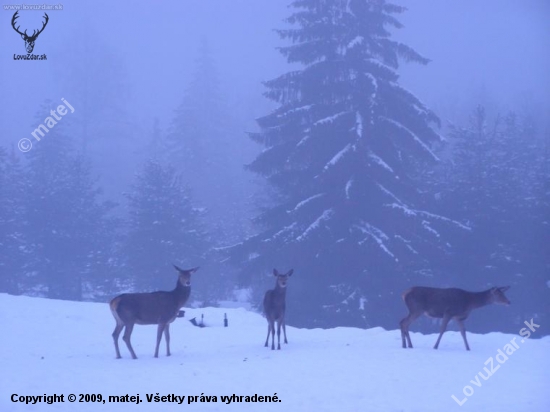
<box><xmin>164</xmin><ymin>324</ymin><xmax>171</xmax><ymax>356</ymax></box>
<box><xmin>276</xmin><ymin>319</ymin><xmax>282</xmax><ymax>350</ymax></box>
<box><xmin>112</xmin><ymin>322</ymin><xmax>124</xmax><ymax>359</ymax></box>
<box><xmin>122</xmin><ymin>323</ymin><xmax>138</xmax><ymax>359</ymax></box>
<box><xmin>400</xmin><ymin>312</ymin><xmax>421</xmax><ymax>348</ymax></box>
<box><xmin>155</xmin><ymin>323</ymin><xmax>166</xmax><ymax>358</ymax></box>
<box><xmin>434</xmin><ymin>314</ymin><xmax>451</xmax><ymax>349</ymax></box>
<box><xmin>270</xmin><ymin>321</ymin><xmax>276</xmax><ymax>350</ymax></box>
<box><xmin>282</xmin><ymin>318</ymin><xmax>288</xmax><ymax>344</ymax></box>
<box><xmin>264</xmin><ymin>320</ymin><xmax>271</xmax><ymax>347</ymax></box>
<box><xmin>456</xmin><ymin>318</ymin><xmax>470</xmax><ymax>351</ymax></box>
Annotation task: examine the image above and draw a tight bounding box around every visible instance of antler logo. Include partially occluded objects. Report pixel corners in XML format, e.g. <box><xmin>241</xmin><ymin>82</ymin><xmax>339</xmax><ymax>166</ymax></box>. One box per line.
<box><xmin>11</xmin><ymin>11</ymin><xmax>49</xmax><ymax>53</ymax></box>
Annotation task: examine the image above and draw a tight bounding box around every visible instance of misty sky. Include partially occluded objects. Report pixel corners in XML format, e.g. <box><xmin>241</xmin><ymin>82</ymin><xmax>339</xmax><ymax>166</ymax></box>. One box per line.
<box><xmin>1</xmin><ymin>0</ymin><xmax>548</xmax><ymax>151</ymax></box>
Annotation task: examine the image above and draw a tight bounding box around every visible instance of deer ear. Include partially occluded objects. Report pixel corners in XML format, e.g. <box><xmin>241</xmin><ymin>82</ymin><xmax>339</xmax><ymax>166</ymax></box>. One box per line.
<box><xmin>273</xmin><ymin>269</ymin><xmax>279</xmax><ymax>276</ymax></box>
<box><xmin>189</xmin><ymin>266</ymin><xmax>200</xmax><ymax>274</ymax></box>
<box><xmin>173</xmin><ymin>264</ymin><xmax>184</xmax><ymax>273</ymax></box>
<box><xmin>287</xmin><ymin>269</ymin><xmax>294</xmax><ymax>277</ymax></box>
<box><xmin>499</xmin><ymin>286</ymin><xmax>510</xmax><ymax>292</ymax></box>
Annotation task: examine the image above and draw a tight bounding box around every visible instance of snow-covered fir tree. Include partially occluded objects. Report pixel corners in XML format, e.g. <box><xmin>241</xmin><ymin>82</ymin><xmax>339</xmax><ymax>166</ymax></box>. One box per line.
<box><xmin>123</xmin><ymin>158</ymin><xmax>209</xmax><ymax>295</ymax></box>
<box><xmin>434</xmin><ymin>106</ymin><xmax>549</xmax><ymax>332</ymax></box>
<box><xmin>230</xmin><ymin>0</ymin><xmax>468</xmax><ymax>328</ymax></box>
<box><xmin>166</xmin><ymin>40</ymin><xmax>254</xmax><ymax>245</ymax></box>
<box><xmin>0</xmin><ymin>146</ymin><xmax>27</xmax><ymax>294</ymax></box>
<box><xmin>23</xmin><ymin>102</ymin><xmax>117</xmax><ymax>300</ymax></box>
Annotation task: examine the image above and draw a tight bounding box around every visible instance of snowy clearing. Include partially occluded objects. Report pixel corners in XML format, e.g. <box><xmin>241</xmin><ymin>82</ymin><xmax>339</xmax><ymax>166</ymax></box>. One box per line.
<box><xmin>1</xmin><ymin>294</ymin><xmax>548</xmax><ymax>412</ymax></box>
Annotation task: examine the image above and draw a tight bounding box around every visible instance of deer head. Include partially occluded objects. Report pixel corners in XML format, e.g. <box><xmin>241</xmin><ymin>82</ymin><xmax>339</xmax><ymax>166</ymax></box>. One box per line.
<box><xmin>273</xmin><ymin>268</ymin><xmax>293</xmax><ymax>288</ymax></box>
<box><xmin>11</xmin><ymin>11</ymin><xmax>49</xmax><ymax>53</ymax></box>
<box><xmin>173</xmin><ymin>264</ymin><xmax>199</xmax><ymax>287</ymax></box>
<box><xmin>489</xmin><ymin>286</ymin><xmax>511</xmax><ymax>305</ymax></box>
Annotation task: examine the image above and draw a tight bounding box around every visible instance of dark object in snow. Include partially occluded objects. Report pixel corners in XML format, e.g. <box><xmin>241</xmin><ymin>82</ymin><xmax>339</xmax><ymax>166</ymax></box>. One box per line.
<box><xmin>109</xmin><ymin>265</ymin><xmax>200</xmax><ymax>359</ymax></box>
<box><xmin>189</xmin><ymin>317</ymin><xmax>205</xmax><ymax>328</ymax></box>
<box><xmin>177</xmin><ymin>310</ymin><xmax>185</xmax><ymax>318</ymax></box>
<box><xmin>400</xmin><ymin>286</ymin><xmax>511</xmax><ymax>351</ymax></box>
<box><xmin>264</xmin><ymin>268</ymin><xmax>293</xmax><ymax>350</ymax></box>
<box><xmin>224</xmin><ymin>313</ymin><xmax>228</xmax><ymax>327</ymax></box>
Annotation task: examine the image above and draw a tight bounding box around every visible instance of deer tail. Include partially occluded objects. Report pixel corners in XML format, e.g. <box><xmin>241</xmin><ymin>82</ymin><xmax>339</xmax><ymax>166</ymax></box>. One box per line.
<box><xmin>110</xmin><ymin>296</ymin><xmax>123</xmax><ymax>323</ymax></box>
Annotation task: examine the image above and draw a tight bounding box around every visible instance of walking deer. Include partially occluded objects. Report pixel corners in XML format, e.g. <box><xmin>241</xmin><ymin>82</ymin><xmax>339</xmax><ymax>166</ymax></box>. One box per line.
<box><xmin>264</xmin><ymin>268</ymin><xmax>293</xmax><ymax>350</ymax></box>
<box><xmin>109</xmin><ymin>265</ymin><xmax>199</xmax><ymax>359</ymax></box>
<box><xmin>400</xmin><ymin>286</ymin><xmax>510</xmax><ymax>351</ymax></box>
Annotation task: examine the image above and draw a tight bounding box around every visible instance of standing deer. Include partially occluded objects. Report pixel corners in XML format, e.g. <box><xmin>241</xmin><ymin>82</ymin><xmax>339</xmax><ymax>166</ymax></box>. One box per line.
<box><xmin>400</xmin><ymin>286</ymin><xmax>510</xmax><ymax>351</ymax></box>
<box><xmin>264</xmin><ymin>268</ymin><xmax>293</xmax><ymax>350</ymax></box>
<box><xmin>109</xmin><ymin>265</ymin><xmax>199</xmax><ymax>359</ymax></box>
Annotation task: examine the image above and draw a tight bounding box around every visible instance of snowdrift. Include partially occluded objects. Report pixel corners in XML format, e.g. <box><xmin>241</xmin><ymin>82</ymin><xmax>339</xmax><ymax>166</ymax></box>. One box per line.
<box><xmin>0</xmin><ymin>293</ymin><xmax>548</xmax><ymax>411</ymax></box>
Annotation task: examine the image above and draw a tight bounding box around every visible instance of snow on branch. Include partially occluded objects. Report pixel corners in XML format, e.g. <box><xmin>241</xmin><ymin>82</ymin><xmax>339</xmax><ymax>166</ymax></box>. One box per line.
<box><xmin>355</xmin><ymin>112</ymin><xmax>363</xmax><ymax>137</ymax></box>
<box><xmin>416</xmin><ymin>210</ymin><xmax>471</xmax><ymax>231</ymax></box>
<box><xmin>345</xmin><ymin>178</ymin><xmax>353</xmax><ymax>199</ymax></box>
<box><xmin>387</xmin><ymin>203</ymin><xmax>417</xmax><ymax>216</ymax></box>
<box><xmin>395</xmin><ymin>235</ymin><xmax>418</xmax><ymax>254</ymax></box>
<box><xmin>296</xmin><ymin>209</ymin><xmax>334</xmax><ymax>242</ymax></box>
<box><xmin>354</xmin><ymin>222</ymin><xmax>397</xmax><ymax>260</ymax></box>
<box><xmin>386</xmin><ymin>204</ymin><xmax>471</xmax><ymax>231</ymax></box>
<box><xmin>369</xmin><ymin>151</ymin><xmax>393</xmax><ymax>173</ymax></box>
<box><xmin>381</xmin><ymin>116</ymin><xmax>439</xmax><ymax>161</ymax></box>
<box><xmin>264</xmin><ymin>222</ymin><xmax>298</xmax><ymax>243</ymax></box>
<box><xmin>297</xmin><ymin>134</ymin><xmax>311</xmax><ymax>147</ymax></box>
<box><xmin>366</xmin><ymin>58</ymin><xmax>398</xmax><ymax>76</ymax></box>
<box><xmin>313</xmin><ymin>111</ymin><xmax>348</xmax><ymax>127</ymax></box>
<box><xmin>422</xmin><ymin>220</ymin><xmax>440</xmax><ymax>237</ymax></box>
<box><xmin>289</xmin><ymin>193</ymin><xmax>325</xmax><ymax>213</ymax></box>
<box><xmin>377</xmin><ymin>183</ymin><xmax>404</xmax><ymax>205</ymax></box>
<box><xmin>347</xmin><ymin>35</ymin><xmax>364</xmax><ymax>51</ymax></box>
<box><xmin>324</xmin><ymin>143</ymin><xmax>353</xmax><ymax>170</ymax></box>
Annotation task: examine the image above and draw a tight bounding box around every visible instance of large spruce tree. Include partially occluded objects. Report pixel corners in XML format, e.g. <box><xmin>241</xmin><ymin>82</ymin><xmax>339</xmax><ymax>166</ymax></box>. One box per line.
<box><xmin>124</xmin><ymin>158</ymin><xmax>209</xmax><ymax>297</ymax></box>
<box><xmin>166</xmin><ymin>40</ymin><xmax>254</xmax><ymax>245</ymax></box>
<box><xmin>0</xmin><ymin>146</ymin><xmax>27</xmax><ymax>294</ymax></box>
<box><xmin>231</xmin><ymin>0</ymin><xmax>468</xmax><ymax>328</ymax></box>
<box><xmin>23</xmin><ymin>102</ymin><xmax>117</xmax><ymax>300</ymax></box>
<box><xmin>435</xmin><ymin>106</ymin><xmax>550</xmax><ymax>334</ymax></box>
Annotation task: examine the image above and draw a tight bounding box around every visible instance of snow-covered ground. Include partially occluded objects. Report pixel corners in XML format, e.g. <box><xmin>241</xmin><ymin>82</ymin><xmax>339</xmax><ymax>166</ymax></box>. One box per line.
<box><xmin>1</xmin><ymin>293</ymin><xmax>548</xmax><ymax>412</ymax></box>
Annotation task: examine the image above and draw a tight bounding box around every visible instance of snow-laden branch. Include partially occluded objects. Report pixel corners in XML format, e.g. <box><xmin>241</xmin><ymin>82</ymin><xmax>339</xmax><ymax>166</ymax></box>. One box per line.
<box><xmin>296</xmin><ymin>209</ymin><xmax>334</xmax><ymax>242</ymax></box>
<box><xmin>289</xmin><ymin>193</ymin><xmax>325</xmax><ymax>213</ymax></box>
<box><xmin>313</xmin><ymin>111</ymin><xmax>349</xmax><ymax>127</ymax></box>
<box><xmin>355</xmin><ymin>112</ymin><xmax>363</xmax><ymax>137</ymax></box>
<box><xmin>377</xmin><ymin>183</ymin><xmax>404</xmax><ymax>205</ymax></box>
<box><xmin>380</xmin><ymin>116</ymin><xmax>440</xmax><ymax>161</ymax></box>
<box><xmin>369</xmin><ymin>151</ymin><xmax>394</xmax><ymax>173</ymax></box>
<box><xmin>324</xmin><ymin>143</ymin><xmax>353</xmax><ymax>170</ymax></box>
<box><xmin>354</xmin><ymin>221</ymin><xmax>397</xmax><ymax>260</ymax></box>
<box><xmin>386</xmin><ymin>204</ymin><xmax>471</xmax><ymax>231</ymax></box>
<box><xmin>264</xmin><ymin>222</ymin><xmax>298</xmax><ymax>243</ymax></box>
<box><xmin>345</xmin><ymin>178</ymin><xmax>353</xmax><ymax>199</ymax></box>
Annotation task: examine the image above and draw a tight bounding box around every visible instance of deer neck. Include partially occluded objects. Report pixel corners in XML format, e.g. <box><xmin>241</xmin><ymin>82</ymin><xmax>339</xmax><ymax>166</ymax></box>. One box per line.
<box><xmin>470</xmin><ymin>289</ymin><xmax>492</xmax><ymax>309</ymax></box>
<box><xmin>173</xmin><ymin>281</ymin><xmax>191</xmax><ymax>307</ymax></box>
<box><xmin>274</xmin><ymin>283</ymin><xmax>287</xmax><ymax>297</ymax></box>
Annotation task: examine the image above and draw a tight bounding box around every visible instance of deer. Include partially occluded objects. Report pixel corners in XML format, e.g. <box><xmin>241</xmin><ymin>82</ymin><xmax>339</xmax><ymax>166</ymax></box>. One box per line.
<box><xmin>400</xmin><ymin>286</ymin><xmax>510</xmax><ymax>351</ymax></box>
<box><xmin>109</xmin><ymin>265</ymin><xmax>199</xmax><ymax>359</ymax></box>
<box><xmin>264</xmin><ymin>268</ymin><xmax>293</xmax><ymax>350</ymax></box>
<box><xmin>11</xmin><ymin>11</ymin><xmax>49</xmax><ymax>53</ymax></box>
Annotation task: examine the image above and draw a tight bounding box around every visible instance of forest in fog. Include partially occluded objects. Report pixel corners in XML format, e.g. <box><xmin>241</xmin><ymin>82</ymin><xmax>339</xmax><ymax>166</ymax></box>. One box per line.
<box><xmin>0</xmin><ymin>0</ymin><xmax>548</xmax><ymax>336</ymax></box>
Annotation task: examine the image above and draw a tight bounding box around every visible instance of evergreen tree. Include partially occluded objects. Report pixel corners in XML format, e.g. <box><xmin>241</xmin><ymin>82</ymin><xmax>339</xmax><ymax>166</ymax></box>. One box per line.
<box><xmin>124</xmin><ymin>158</ymin><xmax>210</xmax><ymax>298</ymax></box>
<box><xmin>24</xmin><ymin>102</ymin><xmax>117</xmax><ymax>300</ymax></box>
<box><xmin>166</xmin><ymin>40</ymin><xmax>254</xmax><ymax>245</ymax></box>
<box><xmin>0</xmin><ymin>146</ymin><xmax>27</xmax><ymax>294</ymax></box>
<box><xmin>230</xmin><ymin>0</ymin><xmax>467</xmax><ymax>328</ymax></box>
<box><xmin>435</xmin><ymin>106</ymin><xmax>549</xmax><ymax>334</ymax></box>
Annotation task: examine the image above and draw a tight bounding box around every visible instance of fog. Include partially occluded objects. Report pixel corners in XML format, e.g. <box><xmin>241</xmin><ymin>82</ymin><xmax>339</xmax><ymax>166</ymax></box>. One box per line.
<box><xmin>0</xmin><ymin>0</ymin><xmax>548</xmax><ymax>337</ymax></box>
